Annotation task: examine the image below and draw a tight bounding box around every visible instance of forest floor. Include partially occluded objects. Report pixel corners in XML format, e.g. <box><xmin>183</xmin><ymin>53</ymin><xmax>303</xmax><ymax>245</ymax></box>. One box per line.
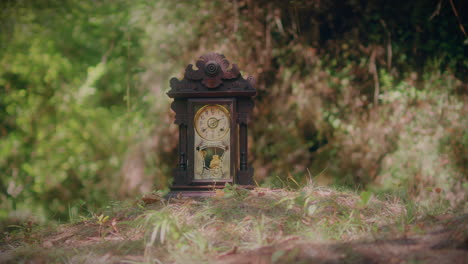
<box><xmin>1</xmin><ymin>186</ymin><xmax>466</xmax><ymax>264</ymax></box>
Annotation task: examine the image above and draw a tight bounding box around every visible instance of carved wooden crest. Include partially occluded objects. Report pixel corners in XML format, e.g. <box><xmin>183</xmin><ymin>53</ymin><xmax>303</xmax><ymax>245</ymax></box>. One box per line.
<box><xmin>167</xmin><ymin>53</ymin><xmax>256</xmax><ymax>98</ymax></box>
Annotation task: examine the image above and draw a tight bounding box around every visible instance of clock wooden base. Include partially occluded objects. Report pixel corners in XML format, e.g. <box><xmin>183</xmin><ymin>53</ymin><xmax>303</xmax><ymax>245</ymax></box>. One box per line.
<box><xmin>166</xmin><ymin>184</ymin><xmax>255</xmax><ymax>199</ymax></box>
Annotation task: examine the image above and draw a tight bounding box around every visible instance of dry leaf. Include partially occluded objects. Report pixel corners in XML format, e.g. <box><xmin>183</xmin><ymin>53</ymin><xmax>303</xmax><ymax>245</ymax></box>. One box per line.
<box><xmin>142</xmin><ymin>193</ymin><xmax>162</xmax><ymax>205</ymax></box>
<box><xmin>215</xmin><ymin>189</ymin><xmax>225</xmax><ymax>197</ymax></box>
<box><xmin>111</xmin><ymin>218</ymin><xmax>119</xmax><ymax>233</ymax></box>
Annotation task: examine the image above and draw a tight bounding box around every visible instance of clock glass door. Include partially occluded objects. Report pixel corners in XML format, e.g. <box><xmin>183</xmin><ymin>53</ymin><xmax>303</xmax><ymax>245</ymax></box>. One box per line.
<box><xmin>193</xmin><ymin>104</ymin><xmax>231</xmax><ymax>180</ymax></box>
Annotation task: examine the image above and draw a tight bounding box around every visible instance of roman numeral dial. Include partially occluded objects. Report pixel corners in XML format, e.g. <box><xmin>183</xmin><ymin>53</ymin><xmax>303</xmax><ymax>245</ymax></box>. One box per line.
<box><xmin>194</xmin><ymin>105</ymin><xmax>230</xmax><ymax>141</ymax></box>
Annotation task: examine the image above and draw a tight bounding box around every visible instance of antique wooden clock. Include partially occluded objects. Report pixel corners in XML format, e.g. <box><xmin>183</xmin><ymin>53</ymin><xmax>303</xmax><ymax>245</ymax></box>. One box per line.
<box><xmin>167</xmin><ymin>53</ymin><xmax>256</xmax><ymax>197</ymax></box>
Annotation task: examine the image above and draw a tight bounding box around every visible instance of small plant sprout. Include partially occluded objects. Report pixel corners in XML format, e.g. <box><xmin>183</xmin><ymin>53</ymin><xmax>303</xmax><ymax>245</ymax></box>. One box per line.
<box><xmin>96</xmin><ymin>214</ymin><xmax>109</xmax><ymax>237</ymax></box>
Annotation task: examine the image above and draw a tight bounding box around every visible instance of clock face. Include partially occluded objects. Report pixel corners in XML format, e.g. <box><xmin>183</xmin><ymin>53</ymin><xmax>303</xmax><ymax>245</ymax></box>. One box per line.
<box><xmin>194</xmin><ymin>105</ymin><xmax>230</xmax><ymax>141</ymax></box>
<box><xmin>193</xmin><ymin>104</ymin><xmax>231</xmax><ymax>180</ymax></box>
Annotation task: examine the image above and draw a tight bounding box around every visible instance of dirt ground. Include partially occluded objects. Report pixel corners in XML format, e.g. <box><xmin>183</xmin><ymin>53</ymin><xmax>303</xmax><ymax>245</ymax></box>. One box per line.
<box><xmin>1</xmin><ymin>192</ymin><xmax>466</xmax><ymax>264</ymax></box>
<box><xmin>216</xmin><ymin>215</ymin><xmax>467</xmax><ymax>264</ymax></box>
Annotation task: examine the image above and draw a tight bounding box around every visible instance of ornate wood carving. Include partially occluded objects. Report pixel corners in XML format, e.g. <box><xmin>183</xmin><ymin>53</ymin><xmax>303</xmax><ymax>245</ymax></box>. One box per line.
<box><xmin>167</xmin><ymin>53</ymin><xmax>256</xmax><ymax>98</ymax></box>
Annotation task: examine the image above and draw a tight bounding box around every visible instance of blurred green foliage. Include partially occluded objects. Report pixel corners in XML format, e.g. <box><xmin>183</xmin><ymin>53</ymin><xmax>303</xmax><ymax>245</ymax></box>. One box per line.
<box><xmin>0</xmin><ymin>0</ymin><xmax>155</xmax><ymax>221</ymax></box>
<box><xmin>0</xmin><ymin>0</ymin><xmax>466</xmax><ymax>224</ymax></box>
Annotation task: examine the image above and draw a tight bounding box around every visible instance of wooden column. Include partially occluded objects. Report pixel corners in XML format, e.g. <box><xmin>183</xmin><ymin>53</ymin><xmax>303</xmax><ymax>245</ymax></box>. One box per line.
<box><xmin>171</xmin><ymin>99</ymin><xmax>188</xmax><ymax>186</ymax></box>
<box><xmin>237</xmin><ymin>98</ymin><xmax>254</xmax><ymax>185</ymax></box>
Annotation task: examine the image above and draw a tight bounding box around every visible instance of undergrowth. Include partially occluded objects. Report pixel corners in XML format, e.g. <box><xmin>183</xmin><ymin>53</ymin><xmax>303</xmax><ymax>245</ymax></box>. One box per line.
<box><xmin>0</xmin><ymin>183</ymin><xmax>461</xmax><ymax>264</ymax></box>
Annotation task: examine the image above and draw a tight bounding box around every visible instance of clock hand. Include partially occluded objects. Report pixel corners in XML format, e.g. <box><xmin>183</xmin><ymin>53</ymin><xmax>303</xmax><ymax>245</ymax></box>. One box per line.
<box><xmin>214</xmin><ymin>118</ymin><xmax>224</xmax><ymax>125</ymax></box>
<box><xmin>208</xmin><ymin>118</ymin><xmax>222</xmax><ymax>127</ymax></box>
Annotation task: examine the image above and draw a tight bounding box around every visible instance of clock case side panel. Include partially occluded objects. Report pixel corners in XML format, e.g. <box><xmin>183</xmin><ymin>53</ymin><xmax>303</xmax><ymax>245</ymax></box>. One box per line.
<box><xmin>236</xmin><ymin>97</ymin><xmax>255</xmax><ymax>186</ymax></box>
<box><xmin>170</xmin><ymin>98</ymin><xmax>189</xmax><ymax>187</ymax></box>
<box><xmin>187</xmin><ymin>98</ymin><xmax>237</xmax><ymax>186</ymax></box>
